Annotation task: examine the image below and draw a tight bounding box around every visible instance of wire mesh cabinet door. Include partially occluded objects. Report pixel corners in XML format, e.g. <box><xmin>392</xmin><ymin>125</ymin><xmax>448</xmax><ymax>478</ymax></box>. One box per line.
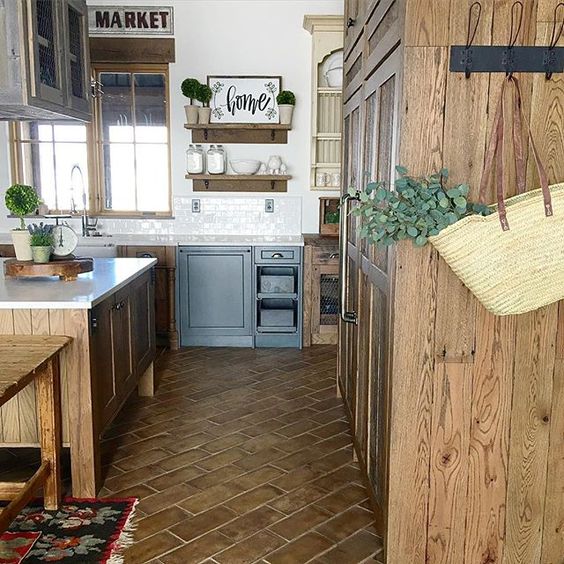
<box><xmin>312</xmin><ymin>264</ymin><xmax>339</xmax><ymax>345</ymax></box>
<box><xmin>27</xmin><ymin>0</ymin><xmax>66</xmax><ymax>107</ymax></box>
<box><xmin>62</xmin><ymin>0</ymin><xmax>90</xmax><ymax>116</ymax></box>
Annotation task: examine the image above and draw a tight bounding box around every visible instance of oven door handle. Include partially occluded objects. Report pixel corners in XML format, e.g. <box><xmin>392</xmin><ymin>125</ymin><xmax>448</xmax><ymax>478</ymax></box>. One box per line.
<box><xmin>339</xmin><ymin>192</ymin><xmax>359</xmax><ymax>325</ymax></box>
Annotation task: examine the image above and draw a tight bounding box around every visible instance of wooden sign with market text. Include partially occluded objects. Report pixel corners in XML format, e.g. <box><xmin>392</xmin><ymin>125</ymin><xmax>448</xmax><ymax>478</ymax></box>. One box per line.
<box><xmin>88</xmin><ymin>6</ymin><xmax>174</xmax><ymax>36</ymax></box>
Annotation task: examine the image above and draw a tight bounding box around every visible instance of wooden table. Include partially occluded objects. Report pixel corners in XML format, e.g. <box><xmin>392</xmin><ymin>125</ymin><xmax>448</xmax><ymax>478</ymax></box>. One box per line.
<box><xmin>0</xmin><ymin>335</ymin><xmax>71</xmax><ymax>532</ymax></box>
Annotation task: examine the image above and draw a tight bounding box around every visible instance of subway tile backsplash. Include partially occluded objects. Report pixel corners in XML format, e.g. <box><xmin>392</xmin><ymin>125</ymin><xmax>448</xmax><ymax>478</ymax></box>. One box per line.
<box><xmin>96</xmin><ymin>196</ymin><xmax>302</xmax><ymax>236</ymax></box>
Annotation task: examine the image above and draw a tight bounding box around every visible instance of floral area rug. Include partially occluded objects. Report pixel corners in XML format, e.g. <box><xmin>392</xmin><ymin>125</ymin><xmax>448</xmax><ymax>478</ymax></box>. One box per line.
<box><xmin>0</xmin><ymin>498</ymin><xmax>137</xmax><ymax>563</ymax></box>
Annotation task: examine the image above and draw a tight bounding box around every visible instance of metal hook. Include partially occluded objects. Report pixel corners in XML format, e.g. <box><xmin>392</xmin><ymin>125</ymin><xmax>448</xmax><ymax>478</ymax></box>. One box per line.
<box><xmin>464</xmin><ymin>2</ymin><xmax>482</xmax><ymax>78</ymax></box>
<box><xmin>505</xmin><ymin>1</ymin><xmax>524</xmax><ymax>78</ymax></box>
<box><xmin>546</xmin><ymin>3</ymin><xmax>564</xmax><ymax>79</ymax></box>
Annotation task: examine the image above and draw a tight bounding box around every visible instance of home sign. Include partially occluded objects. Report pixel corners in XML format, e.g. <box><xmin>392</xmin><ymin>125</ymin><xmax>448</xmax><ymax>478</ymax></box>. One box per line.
<box><xmin>207</xmin><ymin>76</ymin><xmax>281</xmax><ymax>124</ymax></box>
<box><xmin>88</xmin><ymin>6</ymin><xmax>174</xmax><ymax>36</ymax></box>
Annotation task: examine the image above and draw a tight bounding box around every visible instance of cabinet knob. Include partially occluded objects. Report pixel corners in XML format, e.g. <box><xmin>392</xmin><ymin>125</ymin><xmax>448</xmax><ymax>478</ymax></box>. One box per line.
<box><xmin>347</xmin><ymin>17</ymin><xmax>356</xmax><ymax>28</ymax></box>
<box><xmin>140</xmin><ymin>253</ymin><xmax>154</xmax><ymax>258</ymax></box>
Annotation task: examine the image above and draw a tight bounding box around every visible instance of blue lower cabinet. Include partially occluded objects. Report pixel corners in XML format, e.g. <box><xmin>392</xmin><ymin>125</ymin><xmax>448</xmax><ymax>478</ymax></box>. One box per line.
<box><xmin>178</xmin><ymin>245</ymin><xmax>303</xmax><ymax>349</ymax></box>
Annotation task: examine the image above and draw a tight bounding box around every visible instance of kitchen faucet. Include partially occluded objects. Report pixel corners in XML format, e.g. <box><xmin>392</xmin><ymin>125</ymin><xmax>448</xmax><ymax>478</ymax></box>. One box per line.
<box><xmin>71</xmin><ymin>164</ymin><xmax>97</xmax><ymax>237</ymax></box>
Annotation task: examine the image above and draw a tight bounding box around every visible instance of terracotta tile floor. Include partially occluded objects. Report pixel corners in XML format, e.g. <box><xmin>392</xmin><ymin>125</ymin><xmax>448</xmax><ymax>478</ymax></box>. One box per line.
<box><xmin>5</xmin><ymin>345</ymin><xmax>385</xmax><ymax>563</ymax></box>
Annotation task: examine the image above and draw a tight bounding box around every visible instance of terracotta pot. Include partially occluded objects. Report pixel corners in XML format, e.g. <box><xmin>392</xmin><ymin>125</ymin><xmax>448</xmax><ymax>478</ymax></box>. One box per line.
<box><xmin>278</xmin><ymin>104</ymin><xmax>294</xmax><ymax>125</ymax></box>
<box><xmin>11</xmin><ymin>229</ymin><xmax>32</xmax><ymax>261</ymax></box>
<box><xmin>198</xmin><ymin>107</ymin><xmax>211</xmax><ymax>124</ymax></box>
<box><xmin>31</xmin><ymin>246</ymin><xmax>52</xmax><ymax>264</ymax></box>
<box><xmin>185</xmin><ymin>104</ymin><xmax>199</xmax><ymax>125</ymax></box>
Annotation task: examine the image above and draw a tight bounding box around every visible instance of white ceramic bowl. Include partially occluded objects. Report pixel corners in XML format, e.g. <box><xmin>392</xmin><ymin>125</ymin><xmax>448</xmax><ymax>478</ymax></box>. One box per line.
<box><xmin>230</xmin><ymin>159</ymin><xmax>261</xmax><ymax>175</ymax></box>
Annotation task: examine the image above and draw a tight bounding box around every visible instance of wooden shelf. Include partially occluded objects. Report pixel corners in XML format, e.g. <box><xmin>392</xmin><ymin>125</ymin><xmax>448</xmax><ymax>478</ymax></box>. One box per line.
<box><xmin>184</xmin><ymin>123</ymin><xmax>291</xmax><ymax>144</ymax></box>
<box><xmin>185</xmin><ymin>174</ymin><xmax>291</xmax><ymax>193</ymax></box>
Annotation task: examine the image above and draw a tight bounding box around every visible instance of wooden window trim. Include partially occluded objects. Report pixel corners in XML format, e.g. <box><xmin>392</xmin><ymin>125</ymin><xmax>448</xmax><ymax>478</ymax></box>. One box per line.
<box><xmin>10</xmin><ymin>62</ymin><xmax>172</xmax><ymax>219</ymax></box>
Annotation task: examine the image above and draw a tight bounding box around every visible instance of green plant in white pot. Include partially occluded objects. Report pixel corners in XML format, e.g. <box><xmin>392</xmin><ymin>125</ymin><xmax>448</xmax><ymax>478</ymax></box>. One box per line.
<box><xmin>276</xmin><ymin>90</ymin><xmax>295</xmax><ymax>125</ymax></box>
<box><xmin>182</xmin><ymin>78</ymin><xmax>201</xmax><ymax>125</ymax></box>
<box><xmin>5</xmin><ymin>184</ymin><xmax>41</xmax><ymax>261</ymax></box>
<box><xmin>28</xmin><ymin>223</ymin><xmax>54</xmax><ymax>264</ymax></box>
<box><xmin>197</xmin><ymin>83</ymin><xmax>213</xmax><ymax>125</ymax></box>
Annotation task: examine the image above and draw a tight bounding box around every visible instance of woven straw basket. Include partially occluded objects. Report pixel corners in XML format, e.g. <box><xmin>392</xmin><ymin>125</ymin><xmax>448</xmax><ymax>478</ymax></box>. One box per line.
<box><xmin>429</xmin><ymin>77</ymin><xmax>564</xmax><ymax>316</ymax></box>
<box><xmin>429</xmin><ymin>183</ymin><xmax>564</xmax><ymax>315</ymax></box>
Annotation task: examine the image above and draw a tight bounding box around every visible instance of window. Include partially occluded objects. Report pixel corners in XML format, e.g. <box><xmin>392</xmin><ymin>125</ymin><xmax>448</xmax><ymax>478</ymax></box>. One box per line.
<box><xmin>11</xmin><ymin>64</ymin><xmax>171</xmax><ymax>216</ymax></box>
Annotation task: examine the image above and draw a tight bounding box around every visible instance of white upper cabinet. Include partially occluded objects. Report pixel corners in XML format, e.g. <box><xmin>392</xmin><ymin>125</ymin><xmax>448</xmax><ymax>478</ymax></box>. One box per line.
<box><xmin>0</xmin><ymin>0</ymin><xmax>91</xmax><ymax>121</ymax></box>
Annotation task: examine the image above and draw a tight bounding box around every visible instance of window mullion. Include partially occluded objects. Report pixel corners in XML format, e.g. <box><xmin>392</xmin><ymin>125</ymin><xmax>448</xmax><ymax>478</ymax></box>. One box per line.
<box><xmin>131</xmin><ymin>72</ymin><xmax>139</xmax><ymax>213</ymax></box>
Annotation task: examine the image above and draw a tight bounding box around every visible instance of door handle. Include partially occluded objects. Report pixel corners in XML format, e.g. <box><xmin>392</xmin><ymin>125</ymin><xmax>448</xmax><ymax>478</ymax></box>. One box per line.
<box><xmin>339</xmin><ymin>192</ymin><xmax>359</xmax><ymax>325</ymax></box>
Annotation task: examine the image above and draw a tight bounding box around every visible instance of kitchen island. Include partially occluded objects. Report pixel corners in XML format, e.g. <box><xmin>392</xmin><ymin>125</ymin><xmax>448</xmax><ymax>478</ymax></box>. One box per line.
<box><xmin>0</xmin><ymin>258</ymin><xmax>157</xmax><ymax>497</ymax></box>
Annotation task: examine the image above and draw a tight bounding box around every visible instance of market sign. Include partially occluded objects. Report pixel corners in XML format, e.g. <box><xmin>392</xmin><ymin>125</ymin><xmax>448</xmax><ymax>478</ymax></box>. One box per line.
<box><xmin>88</xmin><ymin>6</ymin><xmax>174</xmax><ymax>36</ymax></box>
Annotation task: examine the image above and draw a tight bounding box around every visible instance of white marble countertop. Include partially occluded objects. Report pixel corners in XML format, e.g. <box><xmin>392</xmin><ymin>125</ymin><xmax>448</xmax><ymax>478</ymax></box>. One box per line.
<box><xmin>0</xmin><ymin>233</ymin><xmax>304</xmax><ymax>247</ymax></box>
<box><xmin>0</xmin><ymin>257</ymin><xmax>156</xmax><ymax>310</ymax></box>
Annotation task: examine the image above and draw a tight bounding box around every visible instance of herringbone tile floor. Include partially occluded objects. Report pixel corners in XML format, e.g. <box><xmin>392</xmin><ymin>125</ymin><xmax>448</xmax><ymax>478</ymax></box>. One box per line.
<box><xmin>3</xmin><ymin>345</ymin><xmax>385</xmax><ymax>563</ymax></box>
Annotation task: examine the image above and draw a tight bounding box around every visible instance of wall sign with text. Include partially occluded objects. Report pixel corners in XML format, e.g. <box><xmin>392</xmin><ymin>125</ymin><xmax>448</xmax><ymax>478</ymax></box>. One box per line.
<box><xmin>207</xmin><ymin>76</ymin><xmax>281</xmax><ymax>124</ymax></box>
<box><xmin>88</xmin><ymin>6</ymin><xmax>174</xmax><ymax>36</ymax></box>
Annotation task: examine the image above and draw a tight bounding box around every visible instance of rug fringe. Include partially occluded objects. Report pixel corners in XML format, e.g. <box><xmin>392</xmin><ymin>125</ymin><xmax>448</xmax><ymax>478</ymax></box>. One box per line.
<box><xmin>106</xmin><ymin>499</ymin><xmax>138</xmax><ymax>564</ymax></box>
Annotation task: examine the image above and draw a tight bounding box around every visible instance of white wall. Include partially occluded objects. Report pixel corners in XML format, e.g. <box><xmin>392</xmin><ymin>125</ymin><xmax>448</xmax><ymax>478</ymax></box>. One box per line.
<box><xmin>0</xmin><ymin>0</ymin><xmax>343</xmax><ymax>235</ymax></box>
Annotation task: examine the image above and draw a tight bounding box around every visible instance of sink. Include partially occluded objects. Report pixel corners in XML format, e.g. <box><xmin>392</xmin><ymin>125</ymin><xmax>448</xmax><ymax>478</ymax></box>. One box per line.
<box><xmin>75</xmin><ymin>242</ymin><xmax>117</xmax><ymax>258</ymax></box>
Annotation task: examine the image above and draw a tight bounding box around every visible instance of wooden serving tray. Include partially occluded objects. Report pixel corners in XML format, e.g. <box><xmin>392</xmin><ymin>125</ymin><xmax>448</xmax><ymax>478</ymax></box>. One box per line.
<box><xmin>4</xmin><ymin>258</ymin><xmax>94</xmax><ymax>281</ymax></box>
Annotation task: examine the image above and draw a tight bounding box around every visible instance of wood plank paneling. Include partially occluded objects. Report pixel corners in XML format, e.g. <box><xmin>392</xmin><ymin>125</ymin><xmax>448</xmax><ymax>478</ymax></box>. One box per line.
<box><xmin>427</xmin><ymin>363</ymin><xmax>472</xmax><ymax>564</ymax></box>
<box><xmin>387</xmin><ymin>45</ymin><xmax>447</xmax><ymax>564</ymax></box>
<box><xmin>464</xmin><ymin>308</ymin><xmax>516</xmax><ymax>564</ymax></box>
<box><xmin>0</xmin><ymin>310</ymin><xmax>17</xmax><ymax>443</ymax></box>
<box><xmin>49</xmin><ymin>310</ymin><xmax>70</xmax><ymax>443</ymax></box>
<box><xmin>541</xmin><ymin>359</ymin><xmax>564</xmax><ymax>563</ymax></box>
<box><xmin>404</xmin><ymin>0</ymin><xmax>451</xmax><ymax>47</ymax></box>
<box><xmin>13</xmin><ymin>309</ymin><xmax>36</xmax><ymax>444</ymax></box>
<box><xmin>504</xmin><ymin>305</ymin><xmax>558</xmax><ymax>564</ymax></box>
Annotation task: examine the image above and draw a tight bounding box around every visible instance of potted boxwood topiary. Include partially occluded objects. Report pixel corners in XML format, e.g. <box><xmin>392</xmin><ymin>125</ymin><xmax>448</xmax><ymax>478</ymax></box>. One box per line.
<box><xmin>276</xmin><ymin>90</ymin><xmax>296</xmax><ymax>125</ymax></box>
<box><xmin>197</xmin><ymin>84</ymin><xmax>213</xmax><ymax>125</ymax></box>
<box><xmin>28</xmin><ymin>222</ymin><xmax>54</xmax><ymax>264</ymax></box>
<box><xmin>5</xmin><ymin>184</ymin><xmax>41</xmax><ymax>261</ymax></box>
<box><xmin>181</xmin><ymin>78</ymin><xmax>201</xmax><ymax>125</ymax></box>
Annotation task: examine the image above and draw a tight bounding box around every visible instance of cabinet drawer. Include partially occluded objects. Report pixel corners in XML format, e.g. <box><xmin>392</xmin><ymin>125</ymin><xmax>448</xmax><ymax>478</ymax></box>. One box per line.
<box><xmin>124</xmin><ymin>246</ymin><xmax>167</xmax><ymax>265</ymax></box>
<box><xmin>312</xmin><ymin>247</ymin><xmax>340</xmax><ymax>265</ymax></box>
<box><xmin>255</xmin><ymin>247</ymin><xmax>301</xmax><ymax>264</ymax></box>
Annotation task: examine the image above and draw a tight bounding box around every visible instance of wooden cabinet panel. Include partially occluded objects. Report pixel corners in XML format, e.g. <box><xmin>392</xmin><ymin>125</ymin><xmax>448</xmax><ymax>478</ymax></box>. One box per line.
<box><xmin>112</xmin><ymin>287</ymin><xmax>133</xmax><ymax>398</ymax></box>
<box><xmin>131</xmin><ymin>271</ymin><xmax>156</xmax><ymax>379</ymax></box>
<box><xmin>90</xmin><ymin>299</ymin><xmax>117</xmax><ymax>428</ymax></box>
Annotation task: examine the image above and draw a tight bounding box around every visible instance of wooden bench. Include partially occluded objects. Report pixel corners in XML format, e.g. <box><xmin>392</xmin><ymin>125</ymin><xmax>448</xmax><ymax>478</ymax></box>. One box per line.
<box><xmin>0</xmin><ymin>335</ymin><xmax>71</xmax><ymax>533</ymax></box>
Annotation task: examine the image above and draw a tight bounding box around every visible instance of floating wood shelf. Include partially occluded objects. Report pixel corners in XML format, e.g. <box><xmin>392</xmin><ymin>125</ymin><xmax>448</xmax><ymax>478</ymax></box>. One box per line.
<box><xmin>185</xmin><ymin>174</ymin><xmax>291</xmax><ymax>193</ymax></box>
<box><xmin>184</xmin><ymin>123</ymin><xmax>291</xmax><ymax>144</ymax></box>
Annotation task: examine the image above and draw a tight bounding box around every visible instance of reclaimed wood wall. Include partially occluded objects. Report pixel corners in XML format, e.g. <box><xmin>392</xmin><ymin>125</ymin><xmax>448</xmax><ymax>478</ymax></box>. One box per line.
<box><xmin>387</xmin><ymin>1</ymin><xmax>564</xmax><ymax>562</ymax></box>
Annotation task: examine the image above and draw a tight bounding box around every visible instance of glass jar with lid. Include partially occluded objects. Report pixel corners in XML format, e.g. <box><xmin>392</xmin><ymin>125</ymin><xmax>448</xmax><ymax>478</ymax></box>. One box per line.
<box><xmin>207</xmin><ymin>145</ymin><xmax>227</xmax><ymax>175</ymax></box>
<box><xmin>186</xmin><ymin>144</ymin><xmax>205</xmax><ymax>174</ymax></box>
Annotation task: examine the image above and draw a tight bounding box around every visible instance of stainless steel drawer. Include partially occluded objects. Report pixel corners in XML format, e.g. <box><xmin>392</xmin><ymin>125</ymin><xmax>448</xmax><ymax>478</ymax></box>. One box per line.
<box><xmin>254</xmin><ymin>247</ymin><xmax>302</xmax><ymax>264</ymax></box>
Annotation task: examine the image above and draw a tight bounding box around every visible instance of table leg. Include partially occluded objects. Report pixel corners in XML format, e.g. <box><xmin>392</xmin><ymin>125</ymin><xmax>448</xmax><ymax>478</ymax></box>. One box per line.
<box><xmin>36</xmin><ymin>357</ymin><xmax>62</xmax><ymax>510</ymax></box>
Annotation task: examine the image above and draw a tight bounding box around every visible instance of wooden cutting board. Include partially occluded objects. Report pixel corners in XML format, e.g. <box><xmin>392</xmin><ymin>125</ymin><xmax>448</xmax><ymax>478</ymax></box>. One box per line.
<box><xmin>3</xmin><ymin>258</ymin><xmax>94</xmax><ymax>281</ymax></box>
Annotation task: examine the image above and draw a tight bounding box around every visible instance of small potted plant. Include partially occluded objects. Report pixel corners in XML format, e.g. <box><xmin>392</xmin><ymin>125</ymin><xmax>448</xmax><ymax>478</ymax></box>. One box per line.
<box><xmin>28</xmin><ymin>222</ymin><xmax>54</xmax><ymax>264</ymax></box>
<box><xmin>4</xmin><ymin>184</ymin><xmax>41</xmax><ymax>261</ymax></box>
<box><xmin>197</xmin><ymin>83</ymin><xmax>213</xmax><ymax>125</ymax></box>
<box><xmin>181</xmin><ymin>78</ymin><xmax>201</xmax><ymax>125</ymax></box>
<box><xmin>276</xmin><ymin>90</ymin><xmax>296</xmax><ymax>125</ymax></box>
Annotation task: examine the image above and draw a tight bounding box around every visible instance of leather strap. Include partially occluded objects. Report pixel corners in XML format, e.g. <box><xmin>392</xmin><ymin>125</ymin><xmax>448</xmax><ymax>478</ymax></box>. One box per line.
<box><xmin>513</xmin><ymin>78</ymin><xmax>553</xmax><ymax>217</ymax></box>
<box><xmin>479</xmin><ymin>76</ymin><xmax>553</xmax><ymax>230</ymax></box>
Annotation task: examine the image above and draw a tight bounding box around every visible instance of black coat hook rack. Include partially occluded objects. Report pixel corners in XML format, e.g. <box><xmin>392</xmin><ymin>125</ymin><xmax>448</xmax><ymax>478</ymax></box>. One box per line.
<box><xmin>450</xmin><ymin>1</ymin><xmax>564</xmax><ymax>78</ymax></box>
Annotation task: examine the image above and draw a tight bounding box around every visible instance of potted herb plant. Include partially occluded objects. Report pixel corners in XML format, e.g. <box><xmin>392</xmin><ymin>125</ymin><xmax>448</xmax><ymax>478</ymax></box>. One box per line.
<box><xmin>197</xmin><ymin>84</ymin><xmax>213</xmax><ymax>125</ymax></box>
<box><xmin>28</xmin><ymin>222</ymin><xmax>54</xmax><ymax>264</ymax></box>
<box><xmin>181</xmin><ymin>78</ymin><xmax>201</xmax><ymax>125</ymax></box>
<box><xmin>276</xmin><ymin>90</ymin><xmax>296</xmax><ymax>125</ymax></box>
<box><xmin>4</xmin><ymin>184</ymin><xmax>41</xmax><ymax>261</ymax></box>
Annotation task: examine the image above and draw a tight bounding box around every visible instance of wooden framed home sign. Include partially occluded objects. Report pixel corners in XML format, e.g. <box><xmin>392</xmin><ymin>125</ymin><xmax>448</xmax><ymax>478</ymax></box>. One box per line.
<box><xmin>207</xmin><ymin>76</ymin><xmax>281</xmax><ymax>124</ymax></box>
<box><xmin>88</xmin><ymin>6</ymin><xmax>174</xmax><ymax>36</ymax></box>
